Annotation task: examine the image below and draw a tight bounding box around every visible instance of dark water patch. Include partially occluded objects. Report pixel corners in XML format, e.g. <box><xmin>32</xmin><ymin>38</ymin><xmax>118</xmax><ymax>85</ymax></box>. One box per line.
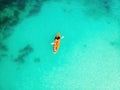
<box><xmin>0</xmin><ymin>0</ymin><xmax>17</xmax><ymax>6</ymax></box>
<box><xmin>0</xmin><ymin>37</ymin><xmax>8</xmax><ymax>62</ymax></box>
<box><xmin>0</xmin><ymin>0</ymin><xmax>28</xmax><ymax>40</ymax></box>
<box><xmin>82</xmin><ymin>0</ymin><xmax>112</xmax><ymax>19</ymax></box>
<box><xmin>0</xmin><ymin>10</ymin><xmax>18</xmax><ymax>39</ymax></box>
<box><xmin>14</xmin><ymin>10</ymin><xmax>19</xmax><ymax>18</ymax></box>
<box><xmin>36</xmin><ymin>0</ymin><xmax>48</xmax><ymax>3</ymax></box>
<box><xmin>14</xmin><ymin>44</ymin><xmax>34</xmax><ymax>64</ymax></box>
<box><xmin>110</xmin><ymin>41</ymin><xmax>116</xmax><ymax>46</ymax></box>
<box><xmin>16</xmin><ymin>0</ymin><xmax>28</xmax><ymax>10</ymax></box>
<box><xmin>0</xmin><ymin>0</ymin><xmax>17</xmax><ymax>10</ymax></box>
<box><xmin>0</xmin><ymin>17</ymin><xmax>13</xmax><ymax>36</ymax></box>
<box><xmin>110</xmin><ymin>41</ymin><xmax>120</xmax><ymax>47</ymax></box>
<box><xmin>10</xmin><ymin>19</ymin><xmax>19</xmax><ymax>27</ymax></box>
<box><xmin>0</xmin><ymin>54</ymin><xmax>8</xmax><ymax>62</ymax></box>
<box><xmin>28</xmin><ymin>3</ymin><xmax>42</xmax><ymax>16</ymax></box>
<box><xmin>101</xmin><ymin>0</ymin><xmax>111</xmax><ymax>13</ymax></box>
<box><xmin>0</xmin><ymin>54</ymin><xmax>7</xmax><ymax>57</ymax></box>
<box><xmin>0</xmin><ymin>56</ymin><xmax>1</xmax><ymax>61</ymax></box>
<box><xmin>28</xmin><ymin>0</ymin><xmax>48</xmax><ymax>16</ymax></box>
<box><xmin>9</xmin><ymin>10</ymin><xmax>19</xmax><ymax>26</ymax></box>
<box><xmin>19</xmin><ymin>44</ymin><xmax>33</xmax><ymax>53</ymax></box>
<box><xmin>83</xmin><ymin>44</ymin><xmax>87</xmax><ymax>48</ymax></box>
<box><xmin>0</xmin><ymin>29</ymin><xmax>15</xmax><ymax>40</ymax></box>
<box><xmin>0</xmin><ymin>17</ymin><xmax>11</xmax><ymax>26</ymax></box>
<box><xmin>62</xmin><ymin>8</ymin><xmax>72</xmax><ymax>14</ymax></box>
<box><xmin>0</xmin><ymin>43</ymin><xmax>8</xmax><ymax>61</ymax></box>
<box><xmin>0</xmin><ymin>42</ymin><xmax>8</xmax><ymax>51</ymax></box>
<box><xmin>109</xmin><ymin>41</ymin><xmax>120</xmax><ymax>54</ymax></box>
<box><xmin>0</xmin><ymin>0</ymin><xmax>49</xmax><ymax>40</ymax></box>
<box><xmin>34</xmin><ymin>57</ymin><xmax>40</xmax><ymax>63</ymax></box>
<box><xmin>14</xmin><ymin>55</ymin><xmax>25</xmax><ymax>64</ymax></box>
<box><xmin>0</xmin><ymin>11</ymin><xmax>19</xmax><ymax>27</ymax></box>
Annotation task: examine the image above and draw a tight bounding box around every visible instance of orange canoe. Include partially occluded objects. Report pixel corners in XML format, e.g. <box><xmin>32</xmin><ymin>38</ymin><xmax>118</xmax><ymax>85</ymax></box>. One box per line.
<box><xmin>53</xmin><ymin>33</ymin><xmax>61</xmax><ymax>54</ymax></box>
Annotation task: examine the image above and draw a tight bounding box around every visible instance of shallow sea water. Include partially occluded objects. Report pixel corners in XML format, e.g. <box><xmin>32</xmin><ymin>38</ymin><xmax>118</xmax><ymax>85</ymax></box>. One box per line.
<box><xmin>0</xmin><ymin>0</ymin><xmax>120</xmax><ymax>90</ymax></box>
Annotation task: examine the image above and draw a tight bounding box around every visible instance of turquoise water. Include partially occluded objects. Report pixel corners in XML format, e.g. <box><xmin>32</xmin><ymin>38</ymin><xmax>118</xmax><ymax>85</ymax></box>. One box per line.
<box><xmin>0</xmin><ymin>0</ymin><xmax>120</xmax><ymax>90</ymax></box>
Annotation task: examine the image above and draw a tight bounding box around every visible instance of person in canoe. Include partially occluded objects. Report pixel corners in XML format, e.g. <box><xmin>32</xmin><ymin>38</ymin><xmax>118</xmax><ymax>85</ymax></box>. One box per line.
<box><xmin>51</xmin><ymin>33</ymin><xmax>64</xmax><ymax>54</ymax></box>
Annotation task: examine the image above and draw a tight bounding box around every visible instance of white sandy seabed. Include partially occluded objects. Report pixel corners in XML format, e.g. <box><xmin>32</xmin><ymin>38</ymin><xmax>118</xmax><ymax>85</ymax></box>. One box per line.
<box><xmin>0</xmin><ymin>1</ymin><xmax>120</xmax><ymax>90</ymax></box>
